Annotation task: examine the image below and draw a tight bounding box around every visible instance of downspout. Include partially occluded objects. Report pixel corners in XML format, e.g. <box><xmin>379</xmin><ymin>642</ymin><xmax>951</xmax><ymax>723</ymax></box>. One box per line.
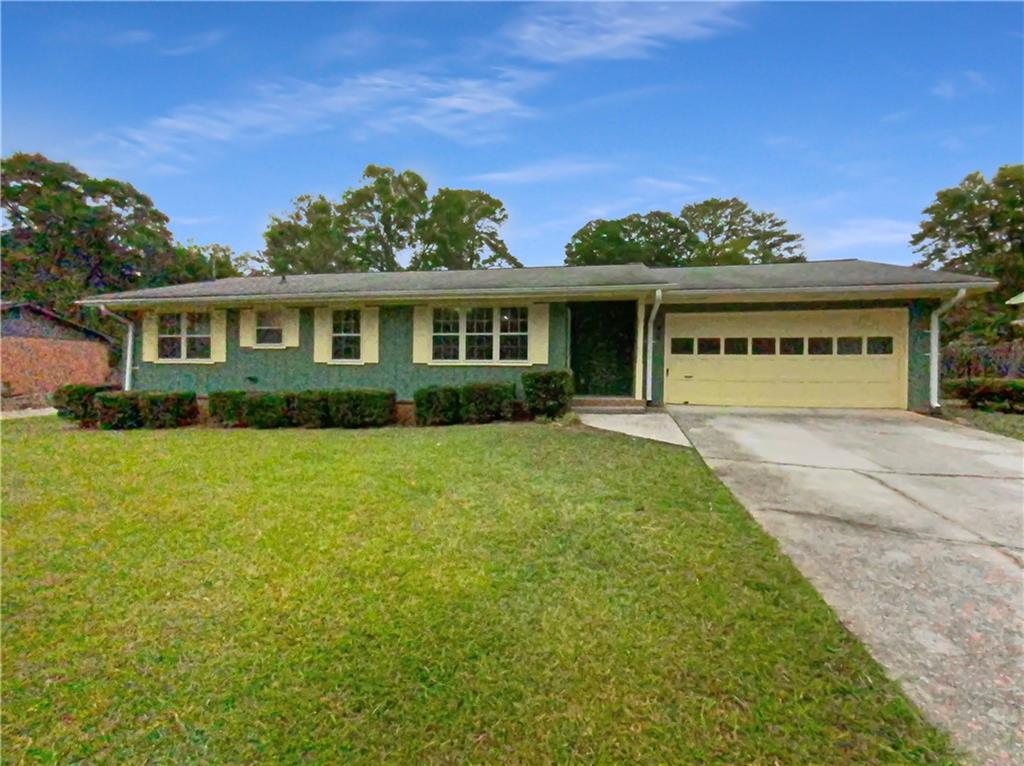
<box><xmin>645</xmin><ymin>289</ymin><xmax>663</xmax><ymax>402</ymax></box>
<box><xmin>99</xmin><ymin>305</ymin><xmax>135</xmax><ymax>392</ymax></box>
<box><xmin>929</xmin><ymin>288</ymin><xmax>966</xmax><ymax>410</ymax></box>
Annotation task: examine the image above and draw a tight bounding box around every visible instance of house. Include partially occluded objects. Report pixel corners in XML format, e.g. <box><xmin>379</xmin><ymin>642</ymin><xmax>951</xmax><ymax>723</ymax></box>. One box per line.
<box><xmin>0</xmin><ymin>302</ymin><xmax>114</xmax><ymax>403</ymax></box>
<box><xmin>77</xmin><ymin>259</ymin><xmax>996</xmax><ymax>412</ymax></box>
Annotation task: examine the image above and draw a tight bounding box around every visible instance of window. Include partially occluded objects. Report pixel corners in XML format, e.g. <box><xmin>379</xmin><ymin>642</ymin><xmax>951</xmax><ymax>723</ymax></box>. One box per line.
<box><xmin>255</xmin><ymin>310</ymin><xmax>284</xmax><ymax>346</ymax></box>
<box><xmin>724</xmin><ymin>337</ymin><xmax>749</xmax><ymax>355</ymax></box>
<box><xmin>431</xmin><ymin>306</ymin><xmax>529</xmax><ymax>362</ymax></box>
<box><xmin>837</xmin><ymin>336</ymin><xmax>862</xmax><ymax>355</ymax></box>
<box><xmin>780</xmin><ymin>337</ymin><xmax>805</xmax><ymax>355</ymax></box>
<box><xmin>867</xmin><ymin>336</ymin><xmax>894</xmax><ymax>355</ymax></box>
<box><xmin>697</xmin><ymin>337</ymin><xmax>721</xmax><ymax>355</ymax></box>
<box><xmin>808</xmin><ymin>337</ymin><xmax>834</xmax><ymax>355</ymax></box>
<box><xmin>752</xmin><ymin>337</ymin><xmax>776</xmax><ymax>355</ymax></box>
<box><xmin>331</xmin><ymin>309</ymin><xmax>361</xmax><ymax>361</ymax></box>
<box><xmin>671</xmin><ymin>337</ymin><xmax>694</xmax><ymax>355</ymax></box>
<box><xmin>158</xmin><ymin>312</ymin><xmax>211</xmax><ymax>360</ymax></box>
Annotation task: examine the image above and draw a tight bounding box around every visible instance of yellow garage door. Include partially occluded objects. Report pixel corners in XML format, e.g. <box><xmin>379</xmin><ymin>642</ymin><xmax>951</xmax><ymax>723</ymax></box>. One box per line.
<box><xmin>664</xmin><ymin>309</ymin><xmax>908</xmax><ymax>408</ymax></box>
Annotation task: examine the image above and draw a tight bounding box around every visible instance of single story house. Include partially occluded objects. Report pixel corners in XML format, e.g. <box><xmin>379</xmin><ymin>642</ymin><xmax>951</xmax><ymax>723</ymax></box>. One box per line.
<box><xmin>1</xmin><ymin>302</ymin><xmax>115</xmax><ymax>401</ymax></box>
<box><xmin>77</xmin><ymin>259</ymin><xmax>996</xmax><ymax>412</ymax></box>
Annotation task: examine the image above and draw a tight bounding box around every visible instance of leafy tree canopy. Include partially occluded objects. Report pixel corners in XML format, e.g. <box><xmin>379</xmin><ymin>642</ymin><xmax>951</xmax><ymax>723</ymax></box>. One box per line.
<box><xmin>564</xmin><ymin>198</ymin><xmax>805</xmax><ymax>267</ymax></box>
<box><xmin>912</xmin><ymin>164</ymin><xmax>1024</xmax><ymax>342</ymax></box>
<box><xmin>411</xmin><ymin>189</ymin><xmax>521</xmax><ymax>270</ymax></box>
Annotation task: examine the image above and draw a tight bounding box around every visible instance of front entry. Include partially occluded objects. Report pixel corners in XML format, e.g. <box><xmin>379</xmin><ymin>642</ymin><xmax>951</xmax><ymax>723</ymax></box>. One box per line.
<box><xmin>664</xmin><ymin>308</ymin><xmax>908</xmax><ymax>408</ymax></box>
<box><xmin>570</xmin><ymin>301</ymin><xmax>636</xmax><ymax>396</ymax></box>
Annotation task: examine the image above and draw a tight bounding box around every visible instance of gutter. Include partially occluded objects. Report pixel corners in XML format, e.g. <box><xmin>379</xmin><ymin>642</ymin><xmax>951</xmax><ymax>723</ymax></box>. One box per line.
<box><xmin>929</xmin><ymin>288</ymin><xmax>967</xmax><ymax>410</ymax></box>
<box><xmin>645</xmin><ymin>289</ymin><xmax>663</xmax><ymax>402</ymax></box>
<box><xmin>99</xmin><ymin>305</ymin><xmax>135</xmax><ymax>392</ymax></box>
<box><xmin>658</xmin><ymin>281</ymin><xmax>997</xmax><ymax>300</ymax></box>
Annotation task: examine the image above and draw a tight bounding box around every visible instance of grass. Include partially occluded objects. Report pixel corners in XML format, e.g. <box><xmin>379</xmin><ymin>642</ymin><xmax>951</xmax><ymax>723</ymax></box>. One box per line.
<box><xmin>2</xmin><ymin>417</ymin><xmax>958</xmax><ymax>765</ymax></box>
<box><xmin>941</xmin><ymin>400</ymin><xmax>1024</xmax><ymax>441</ymax></box>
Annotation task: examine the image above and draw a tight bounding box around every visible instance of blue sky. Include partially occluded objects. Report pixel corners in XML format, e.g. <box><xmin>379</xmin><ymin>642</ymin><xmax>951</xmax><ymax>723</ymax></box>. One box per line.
<box><xmin>3</xmin><ymin>2</ymin><xmax>1021</xmax><ymax>267</ymax></box>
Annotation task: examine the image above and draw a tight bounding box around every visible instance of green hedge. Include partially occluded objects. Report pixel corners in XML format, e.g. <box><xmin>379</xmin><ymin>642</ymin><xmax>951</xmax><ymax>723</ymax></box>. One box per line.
<box><xmin>243</xmin><ymin>393</ymin><xmax>298</xmax><ymax>429</ymax></box>
<box><xmin>94</xmin><ymin>392</ymin><xmax>145</xmax><ymax>430</ymax></box>
<box><xmin>52</xmin><ymin>384</ymin><xmax>116</xmax><ymax>426</ymax></box>
<box><xmin>208</xmin><ymin>391</ymin><xmax>249</xmax><ymax>427</ymax></box>
<box><xmin>414</xmin><ymin>386</ymin><xmax>463</xmax><ymax>426</ymax></box>
<box><xmin>326</xmin><ymin>389</ymin><xmax>396</xmax><ymax>428</ymax></box>
<box><xmin>231</xmin><ymin>389</ymin><xmax>396</xmax><ymax>429</ymax></box>
<box><xmin>522</xmin><ymin>370</ymin><xmax>574</xmax><ymax>418</ymax></box>
<box><xmin>944</xmin><ymin>378</ymin><xmax>1024</xmax><ymax>413</ymax></box>
<box><xmin>139</xmin><ymin>392</ymin><xmax>199</xmax><ymax>428</ymax></box>
<box><xmin>460</xmin><ymin>383</ymin><xmax>516</xmax><ymax>424</ymax></box>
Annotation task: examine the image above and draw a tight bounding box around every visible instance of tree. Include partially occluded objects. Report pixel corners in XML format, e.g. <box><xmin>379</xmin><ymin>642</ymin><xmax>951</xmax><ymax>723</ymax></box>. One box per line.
<box><xmin>564</xmin><ymin>212</ymin><xmax>695</xmax><ymax>267</ymax></box>
<box><xmin>257</xmin><ymin>194</ymin><xmax>360</xmax><ymax>276</ymax></box>
<box><xmin>342</xmin><ymin>165</ymin><xmax>428</xmax><ymax>272</ymax></box>
<box><xmin>165</xmin><ymin>243</ymin><xmax>249</xmax><ymax>284</ymax></box>
<box><xmin>411</xmin><ymin>189</ymin><xmax>521</xmax><ymax>270</ymax></box>
<box><xmin>912</xmin><ymin>165</ymin><xmax>1024</xmax><ymax>342</ymax></box>
<box><xmin>677</xmin><ymin>197</ymin><xmax>805</xmax><ymax>264</ymax></box>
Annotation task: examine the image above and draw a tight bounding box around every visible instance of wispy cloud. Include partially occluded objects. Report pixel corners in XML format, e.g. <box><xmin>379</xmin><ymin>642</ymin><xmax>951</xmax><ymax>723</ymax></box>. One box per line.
<box><xmin>807</xmin><ymin>218</ymin><xmax>915</xmax><ymax>254</ymax></box>
<box><xmin>504</xmin><ymin>3</ymin><xmax>740</xmax><ymax>63</ymax></box>
<box><xmin>91</xmin><ymin>67</ymin><xmax>545</xmax><ymax>170</ymax></box>
<box><xmin>467</xmin><ymin>159</ymin><xmax>613</xmax><ymax>184</ymax></box>
<box><xmin>630</xmin><ymin>176</ymin><xmax>694</xmax><ymax>195</ymax></box>
<box><xmin>931</xmin><ymin>70</ymin><xmax>993</xmax><ymax>100</ymax></box>
<box><xmin>880</xmin><ymin>110</ymin><xmax>912</xmax><ymax>124</ymax></box>
<box><xmin>161</xmin><ymin>30</ymin><xmax>227</xmax><ymax>56</ymax></box>
<box><xmin>104</xmin><ymin>29</ymin><xmax>154</xmax><ymax>46</ymax></box>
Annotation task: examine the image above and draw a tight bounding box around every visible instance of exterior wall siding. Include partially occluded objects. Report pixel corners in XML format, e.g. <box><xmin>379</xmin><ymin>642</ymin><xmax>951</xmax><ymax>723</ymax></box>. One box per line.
<box><xmin>646</xmin><ymin>299</ymin><xmax>937</xmax><ymax>411</ymax></box>
<box><xmin>130</xmin><ymin>303</ymin><xmax>570</xmax><ymax>400</ymax></box>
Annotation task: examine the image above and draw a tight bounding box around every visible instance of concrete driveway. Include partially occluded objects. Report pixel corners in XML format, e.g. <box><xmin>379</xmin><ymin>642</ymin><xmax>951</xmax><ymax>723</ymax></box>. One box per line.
<box><xmin>669</xmin><ymin>406</ymin><xmax>1023</xmax><ymax>766</ymax></box>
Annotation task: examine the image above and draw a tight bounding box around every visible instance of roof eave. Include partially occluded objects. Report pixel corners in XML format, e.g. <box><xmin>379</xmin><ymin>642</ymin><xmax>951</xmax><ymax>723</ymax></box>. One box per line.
<box><xmin>661</xmin><ymin>281</ymin><xmax>997</xmax><ymax>302</ymax></box>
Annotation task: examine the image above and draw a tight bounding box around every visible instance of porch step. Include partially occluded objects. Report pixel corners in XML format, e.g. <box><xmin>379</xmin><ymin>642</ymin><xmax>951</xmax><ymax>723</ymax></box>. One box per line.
<box><xmin>573</xmin><ymin>397</ymin><xmax>647</xmax><ymax>415</ymax></box>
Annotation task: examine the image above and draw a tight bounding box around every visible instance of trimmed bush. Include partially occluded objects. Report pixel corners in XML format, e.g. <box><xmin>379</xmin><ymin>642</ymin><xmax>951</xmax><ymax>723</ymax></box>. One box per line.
<box><xmin>138</xmin><ymin>392</ymin><xmax>200</xmax><ymax>428</ymax></box>
<box><xmin>501</xmin><ymin>398</ymin><xmax>532</xmax><ymax>422</ymax></box>
<box><xmin>292</xmin><ymin>391</ymin><xmax>332</xmax><ymax>428</ymax></box>
<box><xmin>460</xmin><ymin>382</ymin><xmax>516</xmax><ymax>424</ymax></box>
<box><xmin>208</xmin><ymin>391</ymin><xmax>249</xmax><ymax>427</ymax></box>
<box><xmin>94</xmin><ymin>391</ymin><xmax>145</xmax><ymax>430</ymax></box>
<box><xmin>522</xmin><ymin>370</ymin><xmax>574</xmax><ymax>418</ymax></box>
<box><xmin>325</xmin><ymin>388</ymin><xmax>395</xmax><ymax>428</ymax></box>
<box><xmin>243</xmin><ymin>392</ymin><xmax>296</xmax><ymax>429</ymax></box>
<box><xmin>414</xmin><ymin>386</ymin><xmax>462</xmax><ymax>426</ymax></box>
<box><xmin>52</xmin><ymin>384</ymin><xmax>116</xmax><ymax>426</ymax></box>
<box><xmin>945</xmin><ymin>378</ymin><xmax>1024</xmax><ymax>413</ymax></box>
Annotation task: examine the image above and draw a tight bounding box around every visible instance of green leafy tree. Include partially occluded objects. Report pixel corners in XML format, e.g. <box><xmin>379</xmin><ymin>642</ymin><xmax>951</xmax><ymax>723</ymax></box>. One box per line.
<box><xmin>564</xmin><ymin>212</ymin><xmax>696</xmax><ymax>267</ymax></box>
<box><xmin>912</xmin><ymin>164</ymin><xmax>1024</xmax><ymax>342</ymax></box>
<box><xmin>677</xmin><ymin>197</ymin><xmax>806</xmax><ymax>264</ymax></box>
<box><xmin>257</xmin><ymin>194</ymin><xmax>360</xmax><ymax>276</ymax></box>
<box><xmin>166</xmin><ymin>242</ymin><xmax>249</xmax><ymax>283</ymax></box>
<box><xmin>411</xmin><ymin>189</ymin><xmax>521</xmax><ymax>270</ymax></box>
<box><xmin>341</xmin><ymin>165</ymin><xmax>428</xmax><ymax>272</ymax></box>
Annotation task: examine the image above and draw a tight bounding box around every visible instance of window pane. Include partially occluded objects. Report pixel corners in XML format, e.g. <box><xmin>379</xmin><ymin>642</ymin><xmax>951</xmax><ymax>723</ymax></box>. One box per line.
<box><xmin>697</xmin><ymin>337</ymin><xmax>721</xmax><ymax>355</ymax></box>
<box><xmin>186</xmin><ymin>312</ymin><xmax>210</xmax><ymax>336</ymax></box>
<box><xmin>499</xmin><ymin>307</ymin><xmax>528</xmax><ymax>334</ymax></box>
<box><xmin>432</xmin><ymin>334</ymin><xmax>459</xmax><ymax>360</ymax></box>
<box><xmin>331</xmin><ymin>335</ymin><xmax>361</xmax><ymax>360</ymax></box>
<box><xmin>158</xmin><ymin>337</ymin><xmax>181</xmax><ymax>359</ymax></box>
<box><xmin>724</xmin><ymin>337</ymin><xmax>748</xmax><ymax>355</ymax></box>
<box><xmin>780</xmin><ymin>337</ymin><xmax>805</xmax><ymax>355</ymax></box>
<box><xmin>186</xmin><ymin>337</ymin><xmax>211</xmax><ymax>359</ymax></box>
<box><xmin>808</xmin><ymin>337</ymin><xmax>833</xmax><ymax>355</ymax></box>
<box><xmin>333</xmin><ymin>309</ymin><xmax>360</xmax><ymax>335</ymax></box>
<box><xmin>432</xmin><ymin>308</ymin><xmax>459</xmax><ymax>334</ymax></box>
<box><xmin>465</xmin><ymin>307</ymin><xmax>493</xmax><ymax>334</ymax></box>
<box><xmin>466</xmin><ymin>333</ymin><xmax>493</xmax><ymax>360</ymax></box>
<box><xmin>837</xmin><ymin>336</ymin><xmax>863</xmax><ymax>355</ymax></box>
<box><xmin>256</xmin><ymin>310</ymin><xmax>282</xmax><ymax>329</ymax></box>
<box><xmin>867</xmin><ymin>336</ymin><xmax>893</xmax><ymax>355</ymax></box>
<box><xmin>256</xmin><ymin>327</ymin><xmax>284</xmax><ymax>345</ymax></box>
<box><xmin>158</xmin><ymin>313</ymin><xmax>181</xmax><ymax>335</ymax></box>
<box><xmin>499</xmin><ymin>334</ymin><xmax>529</xmax><ymax>361</ymax></box>
<box><xmin>752</xmin><ymin>337</ymin><xmax>776</xmax><ymax>355</ymax></box>
<box><xmin>671</xmin><ymin>337</ymin><xmax>694</xmax><ymax>355</ymax></box>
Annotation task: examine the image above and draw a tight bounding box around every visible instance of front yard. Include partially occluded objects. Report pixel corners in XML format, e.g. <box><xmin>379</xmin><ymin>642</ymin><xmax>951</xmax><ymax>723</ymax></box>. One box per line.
<box><xmin>2</xmin><ymin>418</ymin><xmax>957</xmax><ymax>764</ymax></box>
<box><xmin>941</xmin><ymin>400</ymin><xmax>1024</xmax><ymax>441</ymax></box>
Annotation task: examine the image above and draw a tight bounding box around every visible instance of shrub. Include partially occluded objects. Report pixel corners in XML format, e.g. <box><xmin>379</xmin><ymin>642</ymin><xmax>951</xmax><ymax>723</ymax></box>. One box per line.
<box><xmin>137</xmin><ymin>392</ymin><xmax>200</xmax><ymax>428</ymax></box>
<box><xmin>94</xmin><ymin>391</ymin><xmax>145</xmax><ymax>430</ymax></box>
<box><xmin>292</xmin><ymin>391</ymin><xmax>332</xmax><ymax>428</ymax></box>
<box><xmin>326</xmin><ymin>388</ymin><xmax>396</xmax><ymax>428</ymax></box>
<box><xmin>501</xmin><ymin>398</ymin><xmax>532</xmax><ymax>422</ymax></box>
<box><xmin>522</xmin><ymin>370</ymin><xmax>574</xmax><ymax>418</ymax></box>
<box><xmin>460</xmin><ymin>382</ymin><xmax>516</xmax><ymax>424</ymax></box>
<box><xmin>414</xmin><ymin>386</ymin><xmax>462</xmax><ymax>426</ymax></box>
<box><xmin>243</xmin><ymin>392</ymin><xmax>296</xmax><ymax>429</ymax></box>
<box><xmin>52</xmin><ymin>384</ymin><xmax>116</xmax><ymax>426</ymax></box>
<box><xmin>208</xmin><ymin>391</ymin><xmax>249</xmax><ymax>427</ymax></box>
<box><xmin>945</xmin><ymin>378</ymin><xmax>1024</xmax><ymax>413</ymax></box>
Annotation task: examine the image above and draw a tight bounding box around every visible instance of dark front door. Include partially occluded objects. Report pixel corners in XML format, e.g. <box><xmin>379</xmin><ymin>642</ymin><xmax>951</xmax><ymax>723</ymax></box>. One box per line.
<box><xmin>570</xmin><ymin>301</ymin><xmax>636</xmax><ymax>396</ymax></box>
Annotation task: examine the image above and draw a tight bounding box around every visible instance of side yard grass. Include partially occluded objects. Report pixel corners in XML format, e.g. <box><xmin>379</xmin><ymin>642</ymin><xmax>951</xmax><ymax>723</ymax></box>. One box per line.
<box><xmin>941</xmin><ymin>400</ymin><xmax>1024</xmax><ymax>441</ymax></box>
<box><xmin>2</xmin><ymin>417</ymin><xmax>958</xmax><ymax>764</ymax></box>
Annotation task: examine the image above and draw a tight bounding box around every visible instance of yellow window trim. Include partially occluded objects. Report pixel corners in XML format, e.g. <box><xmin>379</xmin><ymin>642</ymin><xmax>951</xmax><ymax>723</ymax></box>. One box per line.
<box><xmin>239</xmin><ymin>307</ymin><xmax>300</xmax><ymax>349</ymax></box>
<box><xmin>313</xmin><ymin>305</ymin><xmax>379</xmax><ymax>365</ymax></box>
<box><xmin>412</xmin><ymin>303</ymin><xmax>548</xmax><ymax>366</ymax></box>
<box><xmin>141</xmin><ymin>309</ymin><xmax>226</xmax><ymax>364</ymax></box>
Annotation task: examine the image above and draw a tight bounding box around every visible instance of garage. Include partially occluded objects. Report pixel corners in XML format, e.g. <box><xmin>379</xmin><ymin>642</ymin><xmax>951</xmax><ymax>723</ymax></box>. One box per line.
<box><xmin>663</xmin><ymin>308</ymin><xmax>908</xmax><ymax>408</ymax></box>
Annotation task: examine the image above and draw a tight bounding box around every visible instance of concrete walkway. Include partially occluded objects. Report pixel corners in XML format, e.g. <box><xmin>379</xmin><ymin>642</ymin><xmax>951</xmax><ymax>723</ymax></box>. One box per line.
<box><xmin>1</xmin><ymin>407</ymin><xmax>57</xmax><ymax>420</ymax></box>
<box><xmin>578</xmin><ymin>411</ymin><xmax>691</xmax><ymax>447</ymax></box>
<box><xmin>670</xmin><ymin>405</ymin><xmax>1023</xmax><ymax>766</ymax></box>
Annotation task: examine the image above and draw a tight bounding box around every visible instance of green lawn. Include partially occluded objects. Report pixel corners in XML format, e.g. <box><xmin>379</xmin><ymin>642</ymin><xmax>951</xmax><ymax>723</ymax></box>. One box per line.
<box><xmin>2</xmin><ymin>417</ymin><xmax>957</xmax><ymax>765</ymax></box>
<box><xmin>941</xmin><ymin>400</ymin><xmax>1024</xmax><ymax>441</ymax></box>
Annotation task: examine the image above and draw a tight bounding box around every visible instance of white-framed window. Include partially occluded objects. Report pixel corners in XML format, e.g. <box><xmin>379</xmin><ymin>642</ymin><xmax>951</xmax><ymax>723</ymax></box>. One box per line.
<box><xmin>158</xmin><ymin>312</ymin><xmax>211</xmax><ymax>360</ymax></box>
<box><xmin>431</xmin><ymin>306</ymin><xmax>529</xmax><ymax>362</ymax></box>
<box><xmin>331</xmin><ymin>309</ymin><xmax>361</xmax><ymax>361</ymax></box>
<box><xmin>254</xmin><ymin>310</ymin><xmax>284</xmax><ymax>346</ymax></box>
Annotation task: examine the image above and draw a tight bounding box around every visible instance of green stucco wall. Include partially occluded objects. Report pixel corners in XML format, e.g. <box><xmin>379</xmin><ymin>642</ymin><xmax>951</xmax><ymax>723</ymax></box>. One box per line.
<box><xmin>645</xmin><ymin>299</ymin><xmax>937</xmax><ymax>411</ymax></box>
<box><xmin>130</xmin><ymin>303</ymin><xmax>570</xmax><ymax>400</ymax></box>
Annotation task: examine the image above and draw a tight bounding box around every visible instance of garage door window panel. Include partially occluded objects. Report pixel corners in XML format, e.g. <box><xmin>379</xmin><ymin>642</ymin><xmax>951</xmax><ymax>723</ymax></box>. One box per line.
<box><xmin>867</xmin><ymin>336</ymin><xmax>894</xmax><ymax>355</ymax></box>
<box><xmin>837</xmin><ymin>337</ymin><xmax>863</xmax><ymax>355</ymax></box>
<box><xmin>752</xmin><ymin>337</ymin><xmax>776</xmax><ymax>355</ymax></box>
<box><xmin>780</xmin><ymin>337</ymin><xmax>805</xmax><ymax>355</ymax></box>
<box><xmin>808</xmin><ymin>337</ymin><xmax>834</xmax><ymax>355</ymax></box>
<box><xmin>671</xmin><ymin>337</ymin><xmax>694</xmax><ymax>355</ymax></box>
<box><xmin>724</xmin><ymin>337</ymin><xmax>749</xmax><ymax>355</ymax></box>
<box><xmin>697</xmin><ymin>337</ymin><xmax>722</xmax><ymax>355</ymax></box>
